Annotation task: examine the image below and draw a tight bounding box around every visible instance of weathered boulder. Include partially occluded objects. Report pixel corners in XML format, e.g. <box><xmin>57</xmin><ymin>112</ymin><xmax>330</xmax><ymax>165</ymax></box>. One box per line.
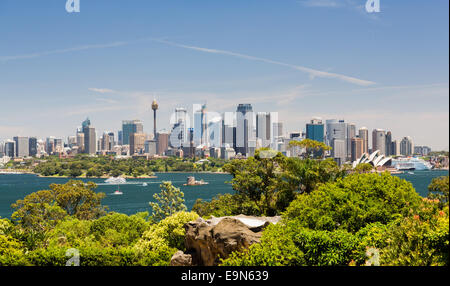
<box><xmin>170</xmin><ymin>215</ymin><xmax>281</xmax><ymax>266</ymax></box>
<box><xmin>170</xmin><ymin>250</ymin><xmax>193</xmax><ymax>266</ymax></box>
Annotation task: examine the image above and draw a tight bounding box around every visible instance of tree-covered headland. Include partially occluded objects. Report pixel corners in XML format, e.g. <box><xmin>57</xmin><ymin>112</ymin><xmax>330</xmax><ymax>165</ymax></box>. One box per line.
<box><xmin>5</xmin><ymin>155</ymin><xmax>228</xmax><ymax>178</ymax></box>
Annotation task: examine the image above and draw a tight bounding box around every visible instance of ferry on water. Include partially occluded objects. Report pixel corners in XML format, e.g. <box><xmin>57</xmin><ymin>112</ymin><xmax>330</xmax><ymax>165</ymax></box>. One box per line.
<box><xmin>391</xmin><ymin>157</ymin><xmax>433</xmax><ymax>171</ymax></box>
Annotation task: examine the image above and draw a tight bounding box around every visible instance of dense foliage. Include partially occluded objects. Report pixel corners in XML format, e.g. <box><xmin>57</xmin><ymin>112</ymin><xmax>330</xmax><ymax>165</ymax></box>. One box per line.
<box><xmin>0</xmin><ymin>178</ymin><xmax>198</xmax><ymax>266</ymax></box>
<box><xmin>1</xmin><ymin>150</ymin><xmax>448</xmax><ymax>266</ymax></box>
<box><xmin>221</xmin><ymin>173</ymin><xmax>449</xmax><ymax>266</ymax></box>
<box><xmin>8</xmin><ymin>155</ymin><xmax>227</xmax><ymax>178</ymax></box>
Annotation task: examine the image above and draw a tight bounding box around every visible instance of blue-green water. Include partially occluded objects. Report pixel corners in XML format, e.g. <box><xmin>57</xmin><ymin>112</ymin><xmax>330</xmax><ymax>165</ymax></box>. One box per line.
<box><xmin>0</xmin><ymin>170</ymin><xmax>448</xmax><ymax>218</ymax></box>
<box><xmin>0</xmin><ymin>172</ymin><xmax>233</xmax><ymax>218</ymax></box>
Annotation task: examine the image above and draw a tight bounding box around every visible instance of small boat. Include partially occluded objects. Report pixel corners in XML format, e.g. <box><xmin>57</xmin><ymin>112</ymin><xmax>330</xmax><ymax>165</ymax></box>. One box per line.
<box><xmin>408</xmin><ymin>171</ymin><xmax>414</xmax><ymax>175</ymax></box>
<box><xmin>142</xmin><ymin>182</ymin><xmax>148</xmax><ymax>187</ymax></box>
<box><xmin>105</xmin><ymin>177</ymin><xmax>126</xmax><ymax>184</ymax></box>
<box><xmin>112</xmin><ymin>190</ymin><xmax>123</xmax><ymax>195</ymax></box>
<box><xmin>111</xmin><ymin>183</ymin><xmax>123</xmax><ymax>195</ymax></box>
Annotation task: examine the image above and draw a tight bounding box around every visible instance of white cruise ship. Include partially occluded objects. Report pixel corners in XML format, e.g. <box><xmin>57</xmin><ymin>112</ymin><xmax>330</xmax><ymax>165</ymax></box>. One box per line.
<box><xmin>391</xmin><ymin>157</ymin><xmax>433</xmax><ymax>171</ymax></box>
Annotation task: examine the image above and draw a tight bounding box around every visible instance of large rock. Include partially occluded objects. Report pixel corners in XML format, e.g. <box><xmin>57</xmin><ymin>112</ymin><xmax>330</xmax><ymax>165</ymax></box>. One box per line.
<box><xmin>170</xmin><ymin>251</ymin><xmax>193</xmax><ymax>266</ymax></box>
<box><xmin>170</xmin><ymin>215</ymin><xmax>281</xmax><ymax>266</ymax></box>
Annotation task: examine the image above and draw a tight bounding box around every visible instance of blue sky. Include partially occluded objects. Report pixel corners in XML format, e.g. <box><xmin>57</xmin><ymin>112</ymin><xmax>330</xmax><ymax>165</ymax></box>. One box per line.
<box><xmin>0</xmin><ymin>0</ymin><xmax>448</xmax><ymax>150</ymax></box>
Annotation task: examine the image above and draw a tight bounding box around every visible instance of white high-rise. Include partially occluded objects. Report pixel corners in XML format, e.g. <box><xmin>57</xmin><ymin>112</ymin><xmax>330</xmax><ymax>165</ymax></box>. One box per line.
<box><xmin>372</xmin><ymin>129</ymin><xmax>386</xmax><ymax>155</ymax></box>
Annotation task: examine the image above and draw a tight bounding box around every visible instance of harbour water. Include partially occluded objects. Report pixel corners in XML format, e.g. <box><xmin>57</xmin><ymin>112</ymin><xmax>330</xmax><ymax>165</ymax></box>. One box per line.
<box><xmin>0</xmin><ymin>170</ymin><xmax>448</xmax><ymax>218</ymax></box>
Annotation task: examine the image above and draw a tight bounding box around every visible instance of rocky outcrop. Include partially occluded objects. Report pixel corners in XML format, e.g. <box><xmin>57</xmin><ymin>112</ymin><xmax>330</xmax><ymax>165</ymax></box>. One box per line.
<box><xmin>170</xmin><ymin>250</ymin><xmax>193</xmax><ymax>266</ymax></box>
<box><xmin>170</xmin><ymin>215</ymin><xmax>281</xmax><ymax>266</ymax></box>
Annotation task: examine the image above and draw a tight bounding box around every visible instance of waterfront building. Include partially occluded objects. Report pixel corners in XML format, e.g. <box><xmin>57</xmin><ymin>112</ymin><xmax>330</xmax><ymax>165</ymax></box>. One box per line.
<box><xmin>372</xmin><ymin>129</ymin><xmax>386</xmax><ymax>155</ymax></box>
<box><xmin>29</xmin><ymin>137</ymin><xmax>37</xmax><ymax>157</ymax></box>
<box><xmin>414</xmin><ymin>146</ymin><xmax>432</xmax><ymax>156</ymax></box>
<box><xmin>400</xmin><ymin>136</ymin><xmax>414</xmax><ymax>156</ymax></box>
<box><xmin>4</xmin><ymin>140</ymin><xmax>15</xmax><ymax>158</ymax></box>
<box><xmin>358</xmin><ymin>127</ymin><xmax>369</xmax><ymax>154</ymax></box>
<box><xmin>13</xmin><ymin>136</ymin><xmax>29</xmax><ymax>158</ymax></box>
<box><xmin>391</xmin><ymin>140</ymin><xmax>400</xmax><ymax>156</ymax></box>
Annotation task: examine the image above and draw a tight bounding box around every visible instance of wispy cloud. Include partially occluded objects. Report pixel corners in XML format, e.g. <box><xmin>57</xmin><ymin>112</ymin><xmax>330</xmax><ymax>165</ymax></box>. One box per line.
<box><xmin>0</xmin><ymin>41</ymin><xmax>129</xmax><ymax>62</ymax></box>
<box><xmin>1</xmin><ymin>36</ymin><xmax>376</xmax><ymax>86</ymax></box>
<box><xmin>88</xmin><ymin>88</ymin><xmax>117</xmax><ymax>94</ymax></box>
<box><xmin>299</xmin><ymin>0</ymin><xmax>340</xmax><ymax>8</ymax></box>
<box><xmin>152</xmin><ymin>38</ymin><xmax>376</xmax><ymax>86</ymax></box>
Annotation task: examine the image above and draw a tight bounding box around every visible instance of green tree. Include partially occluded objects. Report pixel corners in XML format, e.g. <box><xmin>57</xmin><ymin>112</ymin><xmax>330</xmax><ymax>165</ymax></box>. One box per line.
<box><xmin>289</xmin><ymin>139</ymin><xmax>331</xmax><ymax>159</ymax></box>
<box><xmin>11</xmin><ymin>181</ymin><xmax>106</xmax><ymax>230</ymax></box>
<box><xmin>223</xmin><ymin>149</ymin><xmax>288</xmax><ymax>216</ymax></box>
<box><xmin>353</xmin><ymin>163</ymin><xmax>373</xmax><ymax>174</ymax></box>
<box><xmin>427</xmin><ymin>176</ymin><xmax>449</xmax><ymax>207</ymax></box>
<box><xmin>149</xmin><ymin>181</ymin><xmax>187</xmax><ymax>222</ymax></box>
<box><xmin>284</xmin><ymin>172</ymin><xmax>422</xmax><ymax>233</ymax></box>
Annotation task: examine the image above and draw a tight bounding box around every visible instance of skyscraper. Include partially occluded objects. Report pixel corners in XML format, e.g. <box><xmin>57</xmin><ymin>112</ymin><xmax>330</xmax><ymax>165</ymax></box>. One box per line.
<box><xmin>358</xmin><ymin>127</ymin><xmax>369</xmax><ymax>154</ymax></box>
<box><xmin>306</xmin><ymin>117</ymin><xmax>324</xmax><ymax>142</ymax></box>
<box><xmin>130</xmin><ymin>133</ymin><xmax>146</xmax><ymax>155</ymax></box>
<box><xmin>326</xmin><ymin>119</ymin><xmax>347</xmax><ymax>159</ymax></box>
<box><xmin>170</xmin><ymin>108</ymin><xmax>188</xmax><ymax>148</ymax></box>
<box><xmin>385</xmin><ymin>131</ymin><xmax>393</xmax><ymax>156</ymax></box>
<box><xmin>201</xmin><ymin>104</ymin><xmax>208</xmax><ymax>147</ymax></box>
<box><xmin>122</xmin><ymin>120</ymin><xmax>143</xmax><ymax>146</ymax></box>
<box><xmin>100</xmin><ymin>132</ymin><xmax>110</xmax><ymax>151</ymax></box>
<box><xmin>391</xmin><ymin>140</ymin><xmax>399</xmax><ymax>156</ymax></box>
<box><xmin>256</xmin><ymin>112</ymin><xmax>273</xmax><ymax>148</ymax></box>
<box><xmin>4</xmin><ymin>140</ymin><xmax>15</xmax><ymax>157</ymax></box>
<box><xmin>76</xmin><ymin>132</ymin><xmax>85</xmax><ymax>153</ymax></box>
<box><xmin>156</xmin><ymin>131</ymin><xmax>170</xmax><ymax>155</ymax></box>
<box><xmin>400</xmin><ymin>136</ymin><xmax>414</xmax><ymax>156</ymax></box>
<box><xmin>235</xmin><ymin>104</ymin><xmax>254</xmax><ymax>156</ymax></box>
<box><xmin>29</xmin><ymin>137</ymin><xmax>37</xmax><ymax>157</ymax></box>
<box><xmin>221</xmin><ymin>112</ymin><xmax>235</xmax><ymax>148</ymax></box>
<box><xmin>82</xmin><ymin>119</ymin><xmax>96</xmax><ymax>154</ymax></box>
<box><xmin>372</xmin><ymin>129</ymin><xmax>386</xmax><ymax>155</ymax></box>
<box><xmin>351</xmin><ymin>137</ymin><xmax>364</xmax><ymax>162</ymax></box>
<box><xmin>347</xmin><ymin>123</ymin><xmax>356</xmax><ymax>161</ymax></box>
<box><xmin>13</xmin><ymin>136</ymin><xmax>29</xmax><ymax>158</ymax></box>
<box><xmin>332</xmin><ymin>139</ymin><xmax>346</xmax><ymax>166</ymax></box>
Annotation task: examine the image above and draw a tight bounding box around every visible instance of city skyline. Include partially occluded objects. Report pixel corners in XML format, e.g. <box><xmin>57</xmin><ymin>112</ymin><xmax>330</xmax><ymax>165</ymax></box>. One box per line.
<box><xmin>0</xmin><ymin>1</ymin><xmax>448</xmax><ymax>150</ymax></box>
<box><xmin>0</xmin><ymin>102</ymin><xmax>432</xmax><ymax>158</ymax></box>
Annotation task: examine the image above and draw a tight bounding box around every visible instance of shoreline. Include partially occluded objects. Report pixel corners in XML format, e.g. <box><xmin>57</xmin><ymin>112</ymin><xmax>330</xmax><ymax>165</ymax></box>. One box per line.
<box><xmin>0</xmin><ymin>169</ymin><xmax>230</xmax><ymax>179</ymax></box>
